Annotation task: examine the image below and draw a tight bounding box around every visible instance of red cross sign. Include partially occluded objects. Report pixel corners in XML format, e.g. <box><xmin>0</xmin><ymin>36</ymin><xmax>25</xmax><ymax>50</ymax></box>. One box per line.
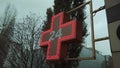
<box><xmin>40</xmin><ymin>12</ymin><xmax>82</xmax><ymax>61</ymax></box>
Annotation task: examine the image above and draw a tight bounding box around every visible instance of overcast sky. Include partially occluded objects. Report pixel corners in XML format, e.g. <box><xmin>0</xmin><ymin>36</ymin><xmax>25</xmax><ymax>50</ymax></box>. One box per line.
<box><xmin>0</xmin><ymin>0</ymin><xmax>111</xmax><ymax>55</ymax></box>
<box><xmin>0</xmin><ymin>0</ymin><xmax>54</xmax><ymax>19</ymax></box>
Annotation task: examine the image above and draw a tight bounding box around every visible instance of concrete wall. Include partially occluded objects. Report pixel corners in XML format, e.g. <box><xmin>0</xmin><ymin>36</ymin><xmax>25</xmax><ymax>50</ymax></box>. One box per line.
<box><xmin>105</xmin><ymin>0</ymin><xmax>120</xmax><ymax>68</ymax></box>
<box><xmin>105</xmin><ymin>0</ymin><xmax>120</xmax><ymax>9</ymax></box>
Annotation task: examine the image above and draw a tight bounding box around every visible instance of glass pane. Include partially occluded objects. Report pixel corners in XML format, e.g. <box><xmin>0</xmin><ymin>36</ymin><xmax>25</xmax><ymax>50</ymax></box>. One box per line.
<box><xmin>94</xmin><ymin>10</ymin><xmax>109</xmax><ymax>39</ymax></box>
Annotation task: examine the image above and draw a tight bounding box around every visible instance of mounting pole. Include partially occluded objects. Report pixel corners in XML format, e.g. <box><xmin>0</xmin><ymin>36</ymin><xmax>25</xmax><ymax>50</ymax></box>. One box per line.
<box><xmin>89</xmin><ymin>0</ymin><xmax>96</xmax><ymax>59</ymax></box>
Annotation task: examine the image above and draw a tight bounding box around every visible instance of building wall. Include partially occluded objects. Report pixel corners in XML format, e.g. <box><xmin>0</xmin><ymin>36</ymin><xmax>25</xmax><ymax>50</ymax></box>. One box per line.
<box><xmin>105</xmin><ymin>0</ymin><xmax>120</xmax><ymax>68</ymax></box>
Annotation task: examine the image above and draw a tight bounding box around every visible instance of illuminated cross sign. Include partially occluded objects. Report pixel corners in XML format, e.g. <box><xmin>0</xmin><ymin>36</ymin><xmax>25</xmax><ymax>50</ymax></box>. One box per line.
<box><xmin>40</xmin><ymin>12</ymin><xmax>82</xmax><ymax>61</ymax></box>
